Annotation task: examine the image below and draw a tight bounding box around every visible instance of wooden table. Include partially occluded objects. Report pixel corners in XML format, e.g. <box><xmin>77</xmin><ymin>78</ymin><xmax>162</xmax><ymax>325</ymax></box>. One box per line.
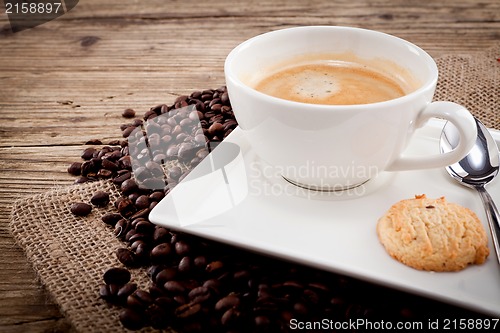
<box><xmin>0</xmin><ymin>0</ymin><xmax>498</xmax><ymax>331</ymax></box>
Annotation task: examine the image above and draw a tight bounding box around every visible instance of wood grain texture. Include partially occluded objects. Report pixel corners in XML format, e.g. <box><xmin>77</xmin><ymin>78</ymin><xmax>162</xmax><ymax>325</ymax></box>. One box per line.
<box><xmin>0</xmin><ymin>0</ymin><xmax>498</xmax><ymax>331</ymax></box>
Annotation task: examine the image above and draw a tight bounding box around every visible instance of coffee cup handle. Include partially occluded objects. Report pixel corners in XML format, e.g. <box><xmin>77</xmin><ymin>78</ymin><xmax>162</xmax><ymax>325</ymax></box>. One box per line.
<box><xmin>386</xmin><ymin>101</ymin><xmax>477</xmax><ymax>171</ymax></box>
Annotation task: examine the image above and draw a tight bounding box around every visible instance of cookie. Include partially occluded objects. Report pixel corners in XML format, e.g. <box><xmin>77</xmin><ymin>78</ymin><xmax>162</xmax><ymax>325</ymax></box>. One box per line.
<box><xmin>377</xmin><ymin>195</ymin><xmax>489</xmax><ymax>272</ymax></box>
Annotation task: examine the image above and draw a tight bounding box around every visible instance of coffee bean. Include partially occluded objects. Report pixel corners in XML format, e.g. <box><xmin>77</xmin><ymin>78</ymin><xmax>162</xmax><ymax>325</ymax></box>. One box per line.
<box><xmin>101</xmin><ymin>213</ymin><xmax>122</xmax><ymax>226</ymax></box>
<box><xmin>116</xmin><ymin>248</ymin><xmax>139</xmax><ymax>267</ymax></box>
<box><xmin>175</xmin><ymin>240</ymin><xmax>191</xmax><ymax>256</ymax></box>
<box><xmin>119</xmin><ymin>308</ymin><xmax>145</xmax><ymax>330</ymax></box>
<box><xmin>210</xmin><ymin>104</ymin><xmax>222</xmax><ymax>113</ymax></box>
<box><xmin>90</xmin><ymin>190</ymin><xmax>110</xmax><ymax>207</ymax></box>
<box><xmin>161</xmin><ymin>124</ymin><xmax>172</xmax><ymax>136</ymax></box>
<box><xmin>201</xmin><ymin>280</ymin><xmax>221</xmax><ymax>298</ymax></box>
<box><xmin>170</xmin><ymin>124</ymin><xmax>182</xmax><ymax>138</ymax></box>
<box><xmin>168</xmin><ymin>166</ymin><xmax>182</xmax><ymax>180</ymax></box>
<box><xmin>174</xmin><ymin>96</ymin><xmax>188</xmax><ymax>106</ymax></box>
<box><xmin>134</xmin><ymin>195</ymin><xmax>150</xmax><ymax>210</ymax></box>
<box><xmin>150</xmin><ymin>243</ymin><xmax>172</xmax><ymax>263</ymax></box>
<box><xmin>114</xmin><ymin>218</ymin><xmax>130</xmax><ymax>238</ymax></box>
<box><xmin>134</xmin><ymin>219</ymin><xmax>155</xmax><ymax>234</ymax></box>
<box><xmin>101</xmin><ymin>158</ymin><xmax>119</xmax><ymax>171</ymax></box>
<box><xmin>178</xmin><ymin>143</ymin><xmax>195</xmax><ymax>161</ymax></box>
<box><xmin>308</xmin><ymin>282</ymin><xmax>330</xmax><ymax>293</ymax></box>
<box><xmin>152</xmin><ymin>227</ymin><xmax>170</xmax><ymax>244</ymax></box>
<box><xmin>154</xmin><ymin>267</ymin><xmax>178</xmax><ymax>286</ymax></box>
<box><xmin>121</xmin><ymin>178</ymin><xmax>138</xmax><ymax>195</ymax></box>
<box><xmin>74</xmin><ymin>176</ymin><xmax>89</xmax><ymax>184</ymax></box>
<box><xmin>81</xmin><ymin>159</ymin><xmax>97</xmax><ymax>176</ymax></box>
<box><xmin>193</xmin><ymin>255</ymin><xmax>207</xmax><ymax>270</ymax></box>
<box><xmin>147</xmin><ymin>303</ymin><xmax>170</xmax><ymax>329</ymax></box>
<box><xmin>113</xmin><ymin>170</ymin><xmax>132</xmax><ymax>185</ymax></box>
<box><xmin>67</xmin><ymin>162</ymin><xmax>82</xmax><ymax>176</ymax></box>
<box><xmin>149</xmin><ymin>191</ymin><xmax>164</xmax><ymax>202</ymax></box>
<box><xmin>88</xmin><ymin>157</ymin><xmax>102</xmax><ymax>173</ymax></box>
<box><xmin>145</xmin><ymin>110</ymin><xmax>158</xmax><ymax>120</ymax></box>
<box><xmin>86</xmin><ymin>138</ymin><xmax>102</xmax><ymax>145</ymax></box>
<box><xmin>81</xmin><ymin>147</ymin><xmax>96</xmax><ymax>160</ymax></box>
<box><xmin>215</xmin><ymin>294</ymin><xmax>240</xmax><ymax>312</ymax></box>
<box><xmin>133</xmin><ymin>166</ymin><xmax>150</xmax><ymax>182</ymax></box>
<box><xmin>122</xmin><ymin>126</ymin><xmax>136</xmax><ymax>138</ymax></box>
<box><xmin>190</xmin><ymin>91</ymin><xmax>202</xmax><ymax>99</ymax></box>
<box><xmin>223</xmin><ymin>119</ymin><xmax>237</xmax><ymax>132</ymax></box>
<box><xmin>166</xmin><ymin>146</ymin><xmax>178</xmax><ymax>158</ymax></box>
<box><xmin>97</xmin><ymin>169</ymin><xmax>113</xmax><ymax>178</ymax></box>
<box><xmin>201</xmin><ymin>93</ymin><xmax>212</xmax><ymax>101</ymax></box>
<box><xmin>70</xmin><ymin>202</ymin><xmax>92</xmax><ymax>216</ymax></box>
<box><xmin>140</xmin><ymin>178</ymin><xmax>166</xmax><ymax>191</ymax></box>
<box><xmin>206</xmin><ymin>260</ymin><xmax>224</xmax><ymax>273</ymax></box>
<box><xmin>109</xmin><ymin>148</ymin><xmax>123</xmax><ymax>159</ymax></box>
<box><xmin>302</xmin><ymin>289</ymin><xmax>320</xmax><ymax>305</ymax></box>
<box><xmin>330</xmin><ymin>296</ymin><xmax>346</xmax><ymax>308</ymax></box>
<box><xmin>116</xmin><ymin>197</ymin><xmax>136</xmax><ymax>217</ymax></box>
<box><xmin>122</xmin><ymin>108</ymin><xmax>136</xmax><ymax>118</ymax></box>
<box><xmin>175</xmin><ymin>302</ymin><xmax>201</xmax><ymax>319</ymax></box>
<box><xmin>172</xmin><ymin>294</ymin><xmax>188</xmax><ymax>308</ymax></box>
<box><xmin>155</xmin><ymin>295</ymin><xmax>177</xmax><ymax>312</ymax></box>
<box><xmin>151</xmin><ymin>156</ymin><xmax>165</xmax><ymax>167</ymax></box>
<box><xmin>103</xmin><ymin>267</ymin><xmax>131</xmax><ymax>285</ymax></box>
<box><xmin>164</xmin><ymin>280</ymin><xmax>186</xmax><ymax>294</ymax></box>
<box><xmin>178</xmin><ymin>256</ymin><xmax>193</xmax><ymax>274</ymax></box>
<box><xmin>118</xmin><ymin>156</ymin><xmax>132</xmax><ymax>169</ymax></box>
<box><xmin>280</xmin><ymin>280</ymin><xmax>304</xmax><ymax>294</ymax></box>
<box><xmin>196</xmin><ymin>148</ymin><xmax>209</xmax><ymax>160</ymax></box>
<box><xmin>146</xmin><ymin>163</ymin><xmax>164</xmax><ymax>179</ymax></box>
<box><xmin>117</xmin><ymin>282</ymin><xmax>138</xmax><ymax>300</ymax></box>
<box><xmin>221</xmin><ymin>307</ymin><xmax>243</xmax><ymax>327</ymax></box>
<box><xmin>127</xmin><ymin>231</ymin><xmax>147</xmax><ymax>243</ymax></box>
<box><xmin>233</xmin><ymin>270</ymin><xmax>250</xmax><ymax>286</ymax></box>
<box><xmin>257</xmin><ymin>284</ymin><xmax>271</xmax><ymax>299</ymax></box>
<box><xmin>127</xmin><ymin>289</ymin><xmax>153</xmax><ymax>309</ymax></box>
<box><xmin>189</xmin><ymin>110</ymin><xmax>203</xmax><ymax>121</ymax></box>
<box><xmin>129</xmin><ymin>194</ymin><xmax>141</xmax><ymax>204</ymax></box>
<box><xmin>188</xmin><ymin>286</ymin><xmax>211</xmax><ymax>304</ymax></box>
<box><xmin>99</xmin><ymin>284</ymin><xmax>116</xmax><ymax>301</ymax></box>
<box><xmin>131</xmin><ymin>241</ymin><xmax>149</xmax><ymax>261</ymax></box>
<box><xmin>179</xmin><ymin>118</ymin><xmax>192</xmax><ymax>128</ymax></box>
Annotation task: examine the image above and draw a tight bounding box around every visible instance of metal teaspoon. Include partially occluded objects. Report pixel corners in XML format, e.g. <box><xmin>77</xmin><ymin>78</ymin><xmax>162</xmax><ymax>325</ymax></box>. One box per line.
<box><xmin>440</xmin><ymin>117</ymin><xmax>500</xmax><ymax>265</ymax></box>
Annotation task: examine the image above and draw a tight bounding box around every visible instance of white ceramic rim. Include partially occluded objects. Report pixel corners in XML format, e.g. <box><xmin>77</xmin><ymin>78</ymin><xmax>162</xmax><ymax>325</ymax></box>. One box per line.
<box><xmin>224</xmin><ymin>26</ymin><xmax>438</xmax><ymax>111</ymax></box>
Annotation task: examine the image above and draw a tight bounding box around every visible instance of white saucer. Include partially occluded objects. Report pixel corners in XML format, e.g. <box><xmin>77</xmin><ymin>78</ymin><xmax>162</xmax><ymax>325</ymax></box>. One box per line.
<box><xmin>149</xmin><ymin>118</ymin><xmax>500</xmax><ymax>317</ymax></box>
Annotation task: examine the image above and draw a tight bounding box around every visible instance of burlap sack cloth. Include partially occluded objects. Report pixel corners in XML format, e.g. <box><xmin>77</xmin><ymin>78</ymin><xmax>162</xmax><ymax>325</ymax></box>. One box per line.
<box><xmin>9</xmin><ymin>45</ymin><xmax>500</xmax><ymax>332</ymax></box>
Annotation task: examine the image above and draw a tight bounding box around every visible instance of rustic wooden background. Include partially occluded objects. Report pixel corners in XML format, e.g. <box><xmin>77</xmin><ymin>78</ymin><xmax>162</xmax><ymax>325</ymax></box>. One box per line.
<box><xmin>0</xmin><ymin>0</ymin><xmax>499</xmax><ymax>331</ymax></box>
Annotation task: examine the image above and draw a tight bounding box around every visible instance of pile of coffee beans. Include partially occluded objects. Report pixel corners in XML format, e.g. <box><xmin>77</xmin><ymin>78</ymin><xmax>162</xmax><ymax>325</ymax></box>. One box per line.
<box><xmin>68</xmin><ymin>87</ymin><xmax>484</xmax><ymax>331</ymax></box>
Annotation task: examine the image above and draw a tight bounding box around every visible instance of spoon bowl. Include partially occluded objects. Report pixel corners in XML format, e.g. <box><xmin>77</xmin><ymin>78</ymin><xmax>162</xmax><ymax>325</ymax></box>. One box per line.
<box><xmin>440</xmin><ymin>117</ymin><xmax>500</xmax><ymax>265</ymax></box>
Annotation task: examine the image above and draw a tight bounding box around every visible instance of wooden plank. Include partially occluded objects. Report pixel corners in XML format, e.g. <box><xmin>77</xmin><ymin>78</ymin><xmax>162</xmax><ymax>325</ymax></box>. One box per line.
<box><xmin>0</xmin><ymin>146</ymin><xmax>84</xmax><ymax>329</ymax></box>
<box><xmin>0</xmin><ymin>229</ymin><xmax>71</xmax><ymax>331</ymax></box>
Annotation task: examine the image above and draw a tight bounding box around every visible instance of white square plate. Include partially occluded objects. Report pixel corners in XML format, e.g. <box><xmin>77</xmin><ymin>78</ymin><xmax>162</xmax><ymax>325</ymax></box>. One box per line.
<box><xmin>149</xmin><ymin>119</ymin><xmax>500</xmax><ymax>317</ymax></box>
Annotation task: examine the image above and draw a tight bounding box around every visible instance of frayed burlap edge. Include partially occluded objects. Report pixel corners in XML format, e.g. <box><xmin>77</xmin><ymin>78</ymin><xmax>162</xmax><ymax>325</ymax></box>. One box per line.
<box><xmin>8</xmin><ymin>44</ymin><xmax>499</xmax><ymax>332</ymax></box>
<box><xmin>9</xmin><ymin>180</ymin><xmax>164</xmax><ymax>333</ymax></box>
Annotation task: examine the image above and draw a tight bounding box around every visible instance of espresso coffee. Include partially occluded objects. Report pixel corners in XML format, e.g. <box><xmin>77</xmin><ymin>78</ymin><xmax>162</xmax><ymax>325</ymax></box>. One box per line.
<box><xmin>254</xmin><ymin>60</ymin><xmax>406</xmax><ymax>105</ymax></box>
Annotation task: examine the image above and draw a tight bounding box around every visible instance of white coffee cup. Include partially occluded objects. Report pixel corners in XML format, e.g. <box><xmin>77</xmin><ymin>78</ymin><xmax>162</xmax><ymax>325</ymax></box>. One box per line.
<box><xmin>224</xmin><ymin>26</ymin><xmax>477</xmax><ymax>191</ymax></box>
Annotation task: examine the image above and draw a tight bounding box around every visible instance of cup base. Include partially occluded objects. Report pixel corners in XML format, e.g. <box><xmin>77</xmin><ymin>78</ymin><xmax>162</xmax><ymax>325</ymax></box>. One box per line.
<box><xmin>281</xmin><ymin>176</ymin><xmax>370</xmax><ymax>192</ymax></box>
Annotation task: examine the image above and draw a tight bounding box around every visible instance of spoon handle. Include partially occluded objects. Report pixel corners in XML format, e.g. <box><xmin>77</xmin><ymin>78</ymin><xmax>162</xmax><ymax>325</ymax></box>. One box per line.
<box><xmin>477</xmin><ymin>186</ymin><xmax>500</xmax><ymax>265</ymax></box>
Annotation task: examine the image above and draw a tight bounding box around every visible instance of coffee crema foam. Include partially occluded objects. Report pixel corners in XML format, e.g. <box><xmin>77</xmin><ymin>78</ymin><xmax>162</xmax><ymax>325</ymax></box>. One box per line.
<box><xmin>254</xmin><ymin>61</ymin><xmax>406</xmax><ymax>105</ymax></box>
